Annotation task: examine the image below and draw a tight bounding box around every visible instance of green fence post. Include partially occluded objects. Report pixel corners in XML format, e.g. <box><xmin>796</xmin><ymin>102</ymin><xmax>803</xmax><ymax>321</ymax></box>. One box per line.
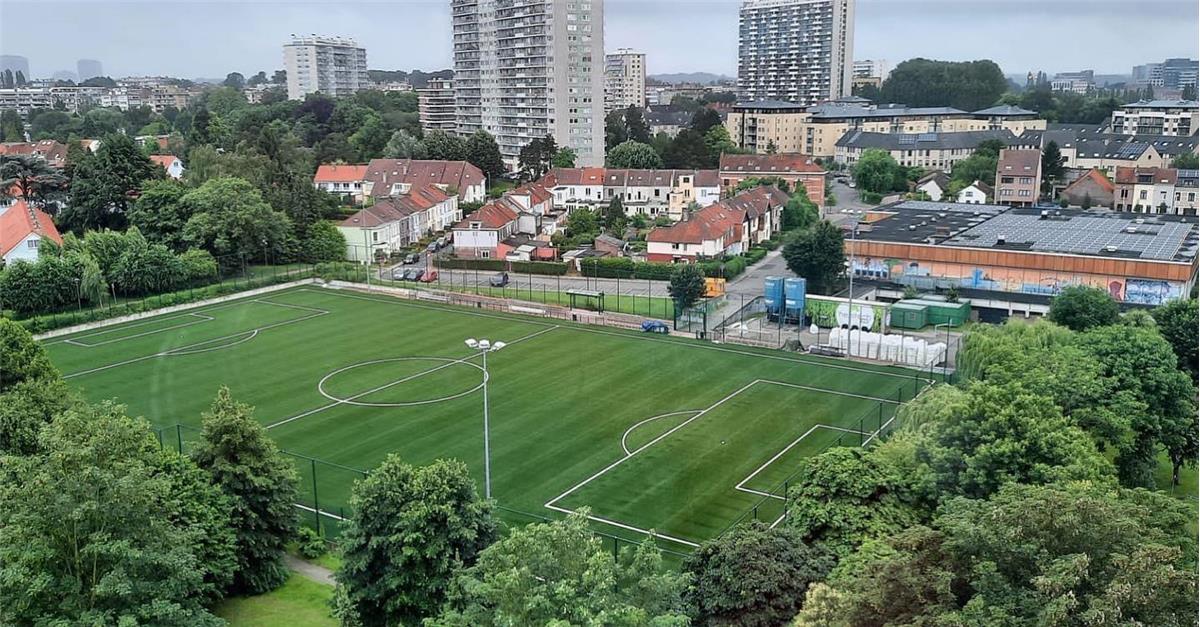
<box><xmin>176</xmin><ymin>424</ymin><xmax>183</xmax><ymax>454</ymax></box>
<box><xmin>311</xmin><ymin>459</ymin><xmax>321</xmax><ymax>536</ymax></box>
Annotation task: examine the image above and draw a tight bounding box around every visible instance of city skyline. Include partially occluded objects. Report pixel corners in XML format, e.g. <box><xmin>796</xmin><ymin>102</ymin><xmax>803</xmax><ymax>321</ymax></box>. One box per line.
<box><xmin>1</xmin><ymin>0</ymin><xmax>1197</xmax><ymax>81</ymax></box>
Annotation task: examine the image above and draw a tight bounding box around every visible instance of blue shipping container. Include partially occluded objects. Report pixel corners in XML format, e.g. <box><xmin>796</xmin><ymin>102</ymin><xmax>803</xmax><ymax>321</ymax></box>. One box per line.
<box><xmin>784</xmin><ymin>277</ymin><xmax>807</xmax><ymax>321</ymax></box>
<box><xmin>763</xmin><ymin>277</ymin><xmax>784</xmax><ymax>316</ymax></box>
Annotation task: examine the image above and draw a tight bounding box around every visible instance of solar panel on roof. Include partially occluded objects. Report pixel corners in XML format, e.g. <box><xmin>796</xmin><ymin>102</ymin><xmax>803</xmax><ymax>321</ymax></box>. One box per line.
<box><xmin>918</xmin><ymin>133</ymin><xmax>938</xmax><ymax>142</ymax></box>
<box><xmin>898</xmin><ymin>136</ymin><xmax>916</xmax><ymax>145</ymax></box>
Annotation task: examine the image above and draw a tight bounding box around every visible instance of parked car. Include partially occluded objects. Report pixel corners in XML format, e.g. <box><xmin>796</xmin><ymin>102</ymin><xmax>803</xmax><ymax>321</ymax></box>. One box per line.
<box><xmin>641</xmin><ymin>320</ymin><xmax>669</xmax><ymax>334</ymax></box>
<box><xmin>404</xmin><ymin>268</ymin><xmax>421</xmax><ymax>281</ymax></box>
<box><xmin>419</xmin><ymin>270</ymin><xmax>438</xmax><ymax>283</ymax></box>
<box><xmin>489</xmin><ymin>272</ymin><xmax>509</xmax><ymax>287</ymax></box>
<box><xmin>403</xmin><ymin>253</ymin><xmax>420</xmax><ymax>264</ymax></box>
<box><xmin>426</xmin><ymin>242</ymin><xmax>438</xmax><ymax>253</ymax></box>
<box><xmin>390</xmin><ymin>268</ymin><xmax>407</xmax><ymax>280</ymax></box>
<box><xmin>436</xmin><ymin>236</ymin><xmax>447</xmax><ymax>248</ymax></box>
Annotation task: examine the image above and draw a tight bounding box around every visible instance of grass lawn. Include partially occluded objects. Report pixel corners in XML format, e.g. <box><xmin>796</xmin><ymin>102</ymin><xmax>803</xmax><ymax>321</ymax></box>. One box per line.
<box><xmin>44</xmin><ymin>285</ymin><xmax>926</xmax><ymax>550</ymax></box>
<box><xmin>215</xmin><ymin>574</ymin><xmax>334</xmax><ymax>627</ymax></box>
<box><xmin>392</xmin><ymin>279</ymin><xmax>678</xmax><ymax>319</ymax></box>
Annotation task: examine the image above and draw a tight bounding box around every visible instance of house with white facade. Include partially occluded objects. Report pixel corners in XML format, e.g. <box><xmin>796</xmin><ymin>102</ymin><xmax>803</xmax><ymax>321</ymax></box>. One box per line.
<box><xmin>957</xmin><ymin>180</ymin><xmax>992</xmax><ymax>204</ymax></box>
<box><xmin>336</xmin><ymin>184</ymin><xmax>459</xmax><ymax>262</ymax></box>
<box><xmin>645</xmin><ymin>186</ymin><xmax>789</xmax><ymax>262</ymax></box>
<box><xmin>313</xmin><ymin>164</ymin><xmax>369</xmax><ymax>202</ymax></box>
<box><xmin>149</xmin><ymin>154</ymin><xmax>185</xmax><ymax>180</ymax></box>
<box><xmin>451</xmin><ymin>202</ymin><xmax>520</xmax><ymax>259</ymax></box>
<box><xmin>1</xmin><ymin>199</ymin><xmax>63</xmax><ymax>264</ymax></box>
<box><xmin>540</xmin><ymin>168</ymin><xmax>721</xmax><ymax>220</ymax></box>
<box><xmin>915</xmin><ymin>172</ymin><xmax>950</xmax><ymax>201</ymax></box>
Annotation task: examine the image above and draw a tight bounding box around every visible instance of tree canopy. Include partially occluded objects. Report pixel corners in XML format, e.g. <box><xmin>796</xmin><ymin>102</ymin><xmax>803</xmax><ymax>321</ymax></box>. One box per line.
<box><xmin>1047</xmin><ymin>285</ymin><xmax>1121</xmax><ymax>331</ymax></box>
<box><xmin>782</xmin><ymin>220</ymin><xmax>844</xmax><ymax>295</ymax></box>
<box><xmin>879</xmin><ymin>58</ymin><xmax>1008</xmax><ymax>111</ymax></box>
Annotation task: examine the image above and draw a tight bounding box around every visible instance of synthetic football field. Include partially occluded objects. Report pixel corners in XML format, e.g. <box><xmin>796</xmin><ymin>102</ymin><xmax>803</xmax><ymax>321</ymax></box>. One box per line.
<box><xmin>43</xmin><ymin>285</ymin><xmax>927</xmax><ymax>550</ymax></box>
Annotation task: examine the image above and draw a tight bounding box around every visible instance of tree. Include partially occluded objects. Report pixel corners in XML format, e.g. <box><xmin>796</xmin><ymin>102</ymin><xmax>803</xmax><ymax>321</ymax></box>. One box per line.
<box><xmin>334</xmin><ymin>456</ymin><xmax>496</xmax><ymax>625</ymax></box>
<box><xmin>606</xmin><ymin>139</ymin><xmax>664</xmax><ymax>169</ymax></box>
<box><xmin>684</xmin><ymin>522</ymin><xmax>833</xmax><ymax>627</ymax></box>
<box><xmin>127</xmin><ymin>179</ymin><xmax>192</xmax><ymax>250</ymax></box>
<box><xmin>782</xmin><ymin>188</ymin><xmax>819</xmax><ymax>231</ymax></box>
<box><xmin>428</xmin><ymin>511</ymin><xmax>688</xmax><ymax>625</ymax></box>
<box><xmin>879</xmin><ymin>58</ymin><xmax>1007</xmax><ymax>111</ymax></box>
<box><xmin>298</xmin><ymin>220</ymin><xmax>346</xmax><ymax>262</ymax></box>
<box><xmin>464</xmin><ymin>130</ymin><xmax>506</xmax><ymax>180</ymax></box>
<box><xmin>0</xmin><ymin>403</ymin><xmax>224</xmax><ymax>626</ymax></box>
<box><xmin>1042</xmin><ymin>140</ymin><xmax>1065</xmax><ymax>191</ymax></box>
<box><xmin>383</xmin><ymin>129</ymin><xmax>427</xmax><ymax>159</ymax></box>
<box><xmin>517</xmin><ymin>134</ymin><xmax>557</xmax><ymax>179</ymax></box>
<box><xmin>1151</xmin><ymin>297</ymin><xmax>1198</xmax><ymax>380</ymax></box>
<box><xmin>605</xmin><ymin>109</ymin><xmax>628</xmax><ymax>151</ymax></box>
<box><xmin>58</xmin><ymin>133</ymin><xmax>160</xmax><ymax>232</ymax></box>
<box><xmin>424</xmin><ymin>129</ymin><xmax>467</xmax><ymax>161</ymax></box>
<box><xmin>28</xmin><ymin>109</ymin><xmax>72</xmax><ymax>141</ymax></box>
<box><xmin>348</xmin><ymin>113</ymin><xmax>391</xmax><ymax>160</ymax></box>
<box><xmin>0</xmin><ymin>153</ymin><xmax>68</xmax><ymax>210</ymax></box>
<box><xmin>551</xmin><ymin>147</ymin><xmax>576</xmax><ymax>168</ymax></box>
<box><xmin>668</xmin><ymin>263</ymin><xmax>706</xmax><ymax>310</ymax></box>
<box><xmin>690</xmin><ymin>107</ymin><xmax>722</xmax><ymax>135</ymax></box>
<box><xmin>603</xmin><ymin>196</ymin><xmax>627</xmax><ymax>232</ymax></box>
<box><xmin>625</xmin><ymin>105</ymin><xmax>651</xmax><ymax>143</ymax></box>
<box><xmin>191</xmin><ymin>387</ymin><xmax>298</xmax><ymax>594</ymax></box>
<box><xmin>1077</xmin><ymin>324</ymin><xmax>1199</xmax><ymax>487</ymax></box>
<box><xmin>917</xmin><ymin>382</ymin><xmax>1114</xmax><ymax>499</ymax></box>
<box><xmin>703</xmin><ymin>125</ymin><xmax>739</xmax><ymax>166</ymax></box>
<box><xmin>181</xmin><ymin>177</ymin><xmax>293</xmax><ymax>266</ymax></box>
<box><xmin>203</xmin><ymin>87</ymin><xmax>248</xmax><ymax>117</ymax></box>
<box><xmin>271</xmin><ymin>69</ymin><xmax>287</xmax><ymax>84</ymax></box>
<box><xmin>1171</xmin><ymin>152</ymin><xmax>1198</xmax><ymax>170</ymax></box>
<box><xmin>1047</xmin><ymin>285</ymin><xmax>1120</xmax><ymax>331</ymax></box>
<box><xmin>0</xmin><ymin>109</ymin><xmax>22</xmax><ymax>141</ymax></box>
<box><xmin>223</xmin><ymin>72</ymin><xmax>246</xmax><ymax>90</ymax></box>
<box><xmin>0</xmin><ymin>318</ymin><xmax>59</xmax><ymax>392</ymax></box>
<box><xmin>663</xmin><ymin>129</ymin><xmax>709</xmax><ymax>169</ymax></box>
<box><xmin>782</xmin><ymin>220</ymin><xmax>844</xmax><ymax>295</ymax></box>
<box><xmin>786</xmin><ymin>447</ymin><xmax>922</xmax><ymax>558</ymax></box>
<box><xmin>851</xmin><ymin>148</ymin><xmax>904</xmax><ymax>194</ymax></box>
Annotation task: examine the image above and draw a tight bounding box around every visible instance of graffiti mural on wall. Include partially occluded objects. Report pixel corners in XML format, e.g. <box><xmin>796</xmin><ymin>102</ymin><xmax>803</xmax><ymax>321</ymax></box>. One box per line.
<box><xmin>850</xmin><ymin>257</ymin><xmax>1187</xmax><ymax>306</ymax></box>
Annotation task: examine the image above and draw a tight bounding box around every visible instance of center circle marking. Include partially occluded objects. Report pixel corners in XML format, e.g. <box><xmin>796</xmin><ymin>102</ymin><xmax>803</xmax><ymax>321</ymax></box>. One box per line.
<box><xmin>318</xmin><ymin>357</ymin><xmax>487</xmax><ymax>407</ymax></box>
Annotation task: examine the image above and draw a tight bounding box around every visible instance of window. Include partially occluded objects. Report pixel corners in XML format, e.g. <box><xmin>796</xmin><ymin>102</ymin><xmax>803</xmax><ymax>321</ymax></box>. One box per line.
<box><xmin>27</xmin><ymin>239</ymin><xmax>38</xmax><ymax>249</ymax></box>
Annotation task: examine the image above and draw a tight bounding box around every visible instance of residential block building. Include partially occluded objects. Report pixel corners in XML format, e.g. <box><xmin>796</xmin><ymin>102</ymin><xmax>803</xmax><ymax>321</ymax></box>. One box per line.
<box><xmin>604</xmin><ymin>48</ymin><xmax>646</xmax><ymax>111</ymax></box>
<box><xmin>835</xmin><ymin>129</ymin><xmax>1021</xmax><ymax>172</ymax></box>
<box><xmin>718</xmin><ymin>153</ymin><xmax>827</xmax><ymax>210</ymax></box>
<box><xmin>337</xmin><ymin>185</ymin><xmax>459</xmax><ymax>262</ymax></box>
<box><xmin>283</xmin><ymin>35</ymin><xmax>369</xmax><ymax>100</ymax></box>
<box><xmin>362</xmin><ymin>159</ymin><xmax>487</xmax><ymax>203</ymax></box>
<box><xmin>737</xmin><ymin>0</ymin><xmax>856</xmax><ymax>106</ymax></box>
<box><xmin>539</xmin><ymin>167</ymin><xmax>721</xmax><ymax>220</ymax></box>
<box><xmin>417</xmin><ymin>78</ymin><xmax>457</xmax><ymax>134</ymax></box>
<box><xmin>1109</xmin><ymin>100</ymin><xmax>1198</xmax><ymax>137</ymax></box>
<box><xmin>994</xmin><ymin>149</ymin><xmax>1042</xmax><ymax>207</ymax></box>
<box><xmin>646</xmin><ymin>185</ymin><xmax>790</xmax><ymax>262</ymax></box>
<box><xmin>451</xmin><ymin>0</ymin><xmax>606</xmax><ymax>168</ymax></box>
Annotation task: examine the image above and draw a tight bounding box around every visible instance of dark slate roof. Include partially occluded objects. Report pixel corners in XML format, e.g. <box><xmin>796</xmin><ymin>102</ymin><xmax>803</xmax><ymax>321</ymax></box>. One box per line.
<box><xmin>809</xmin><ymin>104</ymin><xmax>968</xmax><ymax>120</ymax></box>
<box><xmin>733</xmin><ymin>99</ymin><xmax>806</xmax><ymax>110</ymax></box>
<box><xmin>836</xmin><ymin>129</ymin><xmax>1019</xmax><ymax>151</ymax></box>
<box><xmin>973</xmin><ymin>104</ymin><xmax>1038</xmax><ymax>116</ymax></box>
<box><xmin>1122</xmin><ymin>99</ymin><xmax>1198</xmax><ymax>109</ymax></box>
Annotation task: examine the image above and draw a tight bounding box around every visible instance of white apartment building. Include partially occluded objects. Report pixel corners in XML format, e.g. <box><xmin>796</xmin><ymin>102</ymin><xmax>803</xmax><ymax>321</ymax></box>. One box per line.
<box><xmin>605</xmin><ymin>48</ymin><xmax>646</xmax><ymax>111</ymax></box>
<box><xmin>283</xmin><ymin>35</ymin><xmax>369</xmax><ymax>101</ymax></box>
<box><xmin>418</xmin><ymin>79</ymin><xmax>457</xmax><ymax>134</ymax></box>
<box><xmin>451</xmin><ymin>0</ymin><xmax>606</xmax><ymax>168</ymax></box>
<box><xmin>852</xmin><ymin>59</ymin><xmax>888</xmax><ymax>81</ymax></box>
<box><xmin>737</xmin><ymin>0</ymin><xmax>856</xmax><ymax>106</ymax></box>
<box><xmin>1110</xmin><ymin>100</ymin><xmax>1198</xmax><ymax>137</ymax></box>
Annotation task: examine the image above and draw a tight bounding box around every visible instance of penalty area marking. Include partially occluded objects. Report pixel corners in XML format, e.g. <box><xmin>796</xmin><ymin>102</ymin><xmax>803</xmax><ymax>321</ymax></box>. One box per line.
<box><xmin>63</xmin><ymin>312</ymin><xmax>215</xmax><ymax>347</ymax></box>
<box><xmin>620</xmin><ymin>411</ymin><xmax>703</xmax><ymax>456</ymax></box>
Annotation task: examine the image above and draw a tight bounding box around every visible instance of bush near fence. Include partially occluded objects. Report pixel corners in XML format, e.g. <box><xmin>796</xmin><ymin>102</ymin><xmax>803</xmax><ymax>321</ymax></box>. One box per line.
<box><xmin>12</xmin><ymin>265</ymin><xmax>316</xmax><ymax>333</ymax></box>
<box><xmin>436</xmin><ymin>257</ymin><xmax>569</xmax><ymax>276</ymax></box>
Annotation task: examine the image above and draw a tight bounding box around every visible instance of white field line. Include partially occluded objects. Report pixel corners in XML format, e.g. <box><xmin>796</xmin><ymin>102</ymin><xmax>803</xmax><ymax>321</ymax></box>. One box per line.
<box><xmin>264</xmin><ymin>325</ymin><xmax>559</xmax><ymax>431</ymax></box>
<box><xmin>64</xmin><ymin>313</ymin><xmax>215</xmax><ymax>347</ymax></box>
<box><xmin>301</xmin><ymin>287</ymin><xmax>559</xmax><ymax>330</ymax></box>
<box><xmin>293</xmin><ymin>502</ymin><xmax>347</xmax><ymax>521</ymax></box>
<box><xmin>734</xmin><ymin>424</ymin><xmax>824</xmax><ymax>501</ymax></box>
<box><xmin>61</xmin><ymin>302</ymin><xmax>330</xmax><ymax>379</ymax></box>
<box><xmin>305</xmin><ymin>287</ymin><xmax>932</xmax><ymax>386</ymax></box>
<box><xmin>757</xmin><ymin>379</ymin><xmax>903</xmax><ymax>405</ymax></box>
<box><xmin>544</xmin><ymin>380</ymin><xmax>759</xmax><ymax>513</ymax></box>
<box><xmin>543</xmin><ymin>503</ymin><xmax>700</xmax><ymax>548</ymax></box>
<box><xmin>620</xmin><ymin>410</ymin><xmax>703</xmax><ymax>456</ymax></box>
<box><xmin>41</xmin><ymin>295</ymin><xmax>290</xmax><ymax>345</ymax></box>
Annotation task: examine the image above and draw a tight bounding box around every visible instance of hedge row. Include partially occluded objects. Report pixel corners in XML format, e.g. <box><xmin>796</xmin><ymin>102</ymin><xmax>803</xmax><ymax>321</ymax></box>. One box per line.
<box><xmin>14</xmin><ymin>269</ymin><xmax>314</xmax><ymax>334</ymax></box>
<box><xmin>435</xmin><ymin>257</ymin><xmax>569</xmax><ymax>276</ymax></box>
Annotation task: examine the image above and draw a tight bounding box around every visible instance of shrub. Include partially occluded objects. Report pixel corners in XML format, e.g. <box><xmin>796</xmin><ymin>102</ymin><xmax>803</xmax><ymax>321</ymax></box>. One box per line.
<box><xmin>296</xmin><ymin>526</ymin><xmax>327</xmax><ymax>559</ymax></box>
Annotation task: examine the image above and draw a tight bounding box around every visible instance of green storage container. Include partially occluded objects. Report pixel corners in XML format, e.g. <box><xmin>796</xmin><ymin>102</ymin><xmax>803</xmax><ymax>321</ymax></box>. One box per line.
<box><xmin>897</xmin><ymin>298</ymin><xmax>971</xmax><ymax>327</ymax></box>
<box><xmin>890</xmin><ymin>303</ymin><xmax>928</xmax><ymax>329</ymax></box>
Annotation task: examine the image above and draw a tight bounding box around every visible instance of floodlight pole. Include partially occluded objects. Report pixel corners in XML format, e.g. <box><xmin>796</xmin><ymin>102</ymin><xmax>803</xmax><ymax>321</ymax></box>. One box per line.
<box><xmin>480</xmin><ymin>345</ymin><xmax>491</xmax><ymax>500</ymax></box>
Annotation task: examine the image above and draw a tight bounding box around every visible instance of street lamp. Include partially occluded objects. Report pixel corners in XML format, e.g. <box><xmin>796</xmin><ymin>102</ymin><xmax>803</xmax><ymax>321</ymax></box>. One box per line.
<box><xmin>465</xmin><ymin>338</ymin><xmax>506</xmax><ymax>499</ymax></box>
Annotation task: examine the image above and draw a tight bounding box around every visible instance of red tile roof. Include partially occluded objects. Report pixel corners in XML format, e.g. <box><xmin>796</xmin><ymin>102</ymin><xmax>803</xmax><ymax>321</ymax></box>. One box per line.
<box><xmin>363</xmin><ymin>159</ymin><xmax>485</xmax><ymax>200</ymax></box>
<box><xmin>719</xmin><ymin>153</ymin><xmax>824</xmax><ymax>174</ymax></box>
<box><xmin>338</xmin><ymin>184</ymin><xmax>453</xmax><ymax>228</ymax></box>
<box><xmin>0</xmin><ymin>140</ymin><xmax>68</xmax><ymax>167</ymax></box>
<box><xmin>1065</xmin><ymin>168</ymin><xmax>1116</xmax><ymax>193</ymax></box>
<box><xmin>647</xmin><ymin>185</ymin><xmax>787</xmax><ymax>245</ymax></box>
<box><xmin>0</xmin><ymin>199</ymin><xmax>63</xmax><ymax>258</ymax></box>
<box><xmin>149</xmin><ymin>154</ymin><xmax>180</xmax><ymax>169</ymax></box>
<box><xmin>314</xmin><ymin>164</ymin><xmax>369</xmax><ymax>183</ymax></box>
<box><xmin>996</xmin><ymin>149</ymin><xmax>1042</xmax><ymax>173</ymax></box>
<box><xmin>455</xmin><ymin>201</ymin><xmax>519</xmax><ymax>230</ymax></box>
<box><xmin>1114</xmin><ymin>166</ymin><xmax>1177</xmax><ymax>185</ymax></box>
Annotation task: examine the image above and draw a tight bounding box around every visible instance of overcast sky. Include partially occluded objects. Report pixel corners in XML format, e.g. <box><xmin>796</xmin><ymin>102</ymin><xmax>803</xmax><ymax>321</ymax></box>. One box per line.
<box><xmin>1</xmin><ymin>0</ymin><xmax>1197</xmax><ymax>80</ymax></box>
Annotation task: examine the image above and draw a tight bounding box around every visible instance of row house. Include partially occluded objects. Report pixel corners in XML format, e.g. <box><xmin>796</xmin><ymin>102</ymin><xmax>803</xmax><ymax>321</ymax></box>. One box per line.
<box><xmin>1024</xmin><ymin>126</ymin><xmax>1197</xmax><ymax>173</ymax></box>
<box><xmin>313</xmin><ymin>164</ymin><xmax>369</xmax><ymax>202</ymax></box>
<box><xmin>718</xmin><ymin>153</ymin><xmax>827</xmax><ymax>212</ymax></box>
<box><xmin>540</xmin><ymin>168</ymin><xmax>721</xmax><ymax>220</ymax></box>
<box><xmin>362</xmin><ymin>159</ymin><xmax>486</xmax><ymax>203</ymax></box>
<box><xmin>450</xmin><ymin>182</ymin><xmax>561</xmax><ymax>260</ymax></box>
<box><xmin>994</xmin><ymin>149</ymin><xmax>1042</xmax><ymax>207</ymax></box>
<box><xmin>337</xmin><ymin>185</ymin><xmax>459</xmax><ymax>262</ymax></box>
<box><xmin>0</xmin><ymin>140</ymin><xmax>69</xmax><ymax>169</ymax></box>
<box><xmin>646</xmin><ymin>186</ymin><xmax>790</xmax><ymax>262</ymax></box>
<box><xmin>1113</xmin><ymin>167</ymin><xmax>1198</xmax><ymax>215</ymax></box>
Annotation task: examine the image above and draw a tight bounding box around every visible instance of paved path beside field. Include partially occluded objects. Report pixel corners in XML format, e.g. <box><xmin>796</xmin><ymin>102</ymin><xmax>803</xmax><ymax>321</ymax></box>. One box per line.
<box><xmin>285</xmin><ymin>553</ymin><xmax>335</xmax><ymax>586</ymax></box>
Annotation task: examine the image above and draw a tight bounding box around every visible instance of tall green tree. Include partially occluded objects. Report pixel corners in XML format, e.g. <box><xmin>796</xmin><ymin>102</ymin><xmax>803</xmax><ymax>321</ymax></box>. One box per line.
<box><xmin>180</xmin><ymin>177</ymin><xmax>293</xmax><ymax>266</ymax></box>
<box><xmin>690</xmin><ymin>108</ymin><xmax>722</xmax><ymax>135</ymax></box>
<box><xmin>551</xmin><ymin>147</ymin><xmax>577</xmax><ymax>168</ymax></box>
<box><xmin>782</xmin><ymin>220</ymin><xmax>844</xmax><ymax>295</ymax></box>
<box><xmin>428</xmin><ymin>511</ymin><xmax>688</xmax><ymax>626</ymax></box>
<box><xmin>334</xmin><ymin>456</ymin><xmax>496</xmax><ymax>626</ymax></box>
<box><xmin>0</xmin><ymin>403</ymin><xmax>225</xmax><ymax>626</ymax></box>
<box><xmin>668</xmin><ymin>263</ymin><xmax>707</xmax><ymax>310</ymax></box>
<box><xmin>1047</xmin><ymin>285</ymin><xmax>1120</xmax><ymax>331</ymax></box>
<box><xmin>1151</xmin><ymin>297</ymin><xmax>1199</xmax><ymax>380</ymax></box>
<box><xmin>0</xmin><ymin>317</ymin><xmax>59</xmax><ymax>392</ymax></box>
<box><xmin>191</xmin><ymin>387</ymin><xmax>298</xmax><ymax>595</ymax></box>
<box><xmin>384</xmin><ymin>129</ymin><xmax>427</xmax><ymax>159</ymax></box>
<box><xmin>424</xmin><ymin>129</ymin><xmax>467</xmax><ymax>161</ymax></box>
<box><xmin>0</xmin><ymin>109</ymin><xmax>22</xmax><ymax>141</ymax></box>
<box><xmin>0</xmin><ymin>153</ymin><xmax>69</xmax><ymax>210</ymax></box>
<box><xmin>127</xmin><ymin>179</ymin><xmax>192</xmax><ymax>251</ymax></box>
<box><xmin>879</xmin><ymin>58</ymin><xmax>1007</xmax><ymax>111</ymax></box>
<box><xmin>464</xmin><ymin>130</ymin><xmax>506</xmax><ymax>180</ymax></box>
<box><xmin>605</xmin><ymin>109</ymin><xmax>629</xmax><ymax>151</ymax></box>
<box><xmin>625</xmin><ymin>105</ymin><xmax>651</xmax><ymax>143</ymax></box>
<box><xmin>517</xmin><ymin>134</ymin><xmax>558</xmax><ymax>179</ymax></box>
<box><xmin>851</xmin><ymin>148</ymin><xmax>904</xmax><ymax>194</ymax></box>
<box><xmin>59</xmin><ymin>133</ymin><xmax>161</xmax><ymax>232</ymax></box>
<box><xmin>1042</xmin><ymin>140</ymin><xmax>1066</xmax><ymax>190</ymax></box>
<box><xmin>684</xmin><ymin>522</ymin><xmax>833</xmax><ymax>627</ymax></box>
<box><xmin>607</xmin><ymin>140</ymin><xmax>664</xmax><ymax>169</ymax></box>
<box><xmin>663</xmin><ymin>129</ymin><xmax>709</xmax><ymax>169</ymax></box>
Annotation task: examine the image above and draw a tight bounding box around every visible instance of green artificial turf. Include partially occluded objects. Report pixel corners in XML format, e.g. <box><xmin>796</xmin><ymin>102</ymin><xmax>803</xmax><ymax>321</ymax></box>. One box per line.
<box><xmin>215</xmin><ymin>574</ymin><xmax>335</xmax><ymax>626</ymax></box>
<box><xmin>45</xmin><ymin>286</ymin><xmax>925</xmax><ymax>549</ymax></box>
